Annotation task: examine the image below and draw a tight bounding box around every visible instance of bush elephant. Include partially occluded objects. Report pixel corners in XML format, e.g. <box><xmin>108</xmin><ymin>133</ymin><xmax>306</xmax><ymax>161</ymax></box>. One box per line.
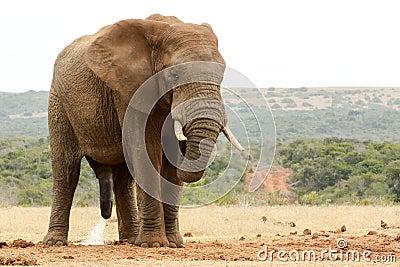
<box><xmin>43</xmin><ymin>14</ymin><xmax>243</xmax><ymax>248</ymax></box>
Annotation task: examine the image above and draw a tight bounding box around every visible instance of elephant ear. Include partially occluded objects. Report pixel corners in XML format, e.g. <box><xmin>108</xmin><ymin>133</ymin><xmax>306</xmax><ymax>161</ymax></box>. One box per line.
<box><xmin>85</xmin><ymin>19</ymin><xmax>168</xmax><ymax>98</ymax></box>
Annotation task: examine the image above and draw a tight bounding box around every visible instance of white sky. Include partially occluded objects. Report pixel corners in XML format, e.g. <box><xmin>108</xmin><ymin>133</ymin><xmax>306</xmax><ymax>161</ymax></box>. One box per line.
<box><xmin>1</xmin><ymin>0</ymin><xmax>400</xmax><ymax>93</ymax></box>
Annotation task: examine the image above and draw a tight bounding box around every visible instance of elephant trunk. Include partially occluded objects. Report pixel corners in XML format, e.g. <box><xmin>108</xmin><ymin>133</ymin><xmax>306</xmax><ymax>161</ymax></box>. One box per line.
<box><xmin>172</xmin><ymin>83</ymin><xmax>225</xmax><ymax>183</ymax></box>
<box><xmin>177</xmin><ymin>118</ymin><xmax>221</xmax><ymax>183</ymax></box>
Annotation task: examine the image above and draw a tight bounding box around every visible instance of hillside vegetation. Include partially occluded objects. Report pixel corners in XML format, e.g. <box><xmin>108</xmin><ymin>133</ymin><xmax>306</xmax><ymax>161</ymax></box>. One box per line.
<box><xmin>0</xmin><ymin>91</ymin><xmax>48</xmax><ymax>138</ymax></box>
<box><xmin>0</xmin><ymin>138</ymin><xmax>98</xmax><ymax>206</ymax></box>
<box><xmin>278</xmin><ymin>137</ymin><xmax>400</xmax><ymax>205</ymax></box>
<box><xmin>0</xmin><ymin>136</ymin><xmax>399</xmax><ymax>206</ymax></box>
<box><xmin>1</xmin><ymin>87</ymin><xmax>400</xmax><ymax>141</ymax></box>
<box><xmin>0</xmin><ymin>88</ymin><xmax>399</xmax><ymax>206</ymax></box>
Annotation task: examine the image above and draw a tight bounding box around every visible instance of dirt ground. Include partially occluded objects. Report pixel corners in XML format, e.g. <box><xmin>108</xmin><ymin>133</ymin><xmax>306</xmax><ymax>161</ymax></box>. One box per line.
<box><xmin>1</xmin><ymin>234</ymin><xmax>399</xmax><ymax>266</ymax></box>
<box><xmin>1</xmin><ymin>206</ymin><xmax>400</xmax><ymax>266</ymax></box>
<box><xmin>244</xmin><ymin>167</ymin><xmax>293</xmax><ymax>194</ymax></box>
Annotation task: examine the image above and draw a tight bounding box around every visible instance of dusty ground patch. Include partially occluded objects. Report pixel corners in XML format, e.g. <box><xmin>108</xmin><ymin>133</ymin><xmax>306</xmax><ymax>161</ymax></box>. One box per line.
<box><xmin>0</xmin><ymin>235</ymin><xmax>399</xmax><ymax>266</ymax></box>
<box><xmin>1</xmin><ymin>206</ymin><xmax>400</xmax><ymax>266</ymax></box>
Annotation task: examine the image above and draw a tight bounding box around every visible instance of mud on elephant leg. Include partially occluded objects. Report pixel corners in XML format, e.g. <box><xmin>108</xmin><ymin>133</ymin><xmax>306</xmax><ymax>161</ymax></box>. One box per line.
<box><xmin>112</xmin><ymin>163</ymin><xmax>139</xmax><ymax>243</ymax></box>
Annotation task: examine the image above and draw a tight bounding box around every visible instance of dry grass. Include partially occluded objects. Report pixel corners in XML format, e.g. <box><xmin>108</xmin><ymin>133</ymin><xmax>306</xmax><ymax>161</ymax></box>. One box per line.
<box><xmin>0</xmin><ymin>206</ymin><xmax>104</xmax><ymax>243</ymax></box>
<box><xmin>1</xmin><ymin>205</ymin><xmax>400</xmax><ymax>243</ymax></box>
<box><xmin>1</xmin><ymin>205</ymin><xmax>400</xmax><ymax>266</ymax></box>
<box><xmin>181</xmin><ymin>205</ymin><xmax>400</xmax><ymax>241</ymax></box>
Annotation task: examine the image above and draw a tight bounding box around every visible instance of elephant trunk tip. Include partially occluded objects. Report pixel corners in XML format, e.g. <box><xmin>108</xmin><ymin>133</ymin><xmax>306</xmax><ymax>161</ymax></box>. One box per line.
<box><xmin>177</xmin><ymin>168</ymin><xmax>204</xmax><ymax>183</ymax></box>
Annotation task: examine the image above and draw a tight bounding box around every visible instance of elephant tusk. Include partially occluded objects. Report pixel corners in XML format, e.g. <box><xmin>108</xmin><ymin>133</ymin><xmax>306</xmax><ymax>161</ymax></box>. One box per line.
<box><xmin>174</xmin><ymin>120</ymin><xmax>187</xmax><ymax>141</ymax></box>
<box><xmin>222</xmin><ymin>126</ymin><xmax>245</xmax><ymax>152</ymax></box>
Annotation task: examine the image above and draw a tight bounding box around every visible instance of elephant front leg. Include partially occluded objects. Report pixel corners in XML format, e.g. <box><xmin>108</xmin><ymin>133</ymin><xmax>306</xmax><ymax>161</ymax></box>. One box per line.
<box><xmin>128</xmin><ymin>110</ymin><xmax>169</xmax><ymax>247</ymax></box>
<box><xmin>163</xmin><ymin>203</ymin><xmax>183</xmax><ymax>248</ymax></box>
<box><xmin>135</xmin><ymin>187</ymin><xmax>169</xmax><ymax>248</ymax></box>
<box><xmin>161</xmin><ymin>155</ymin><xmax>183</xmax><ymax>248</ymax></box>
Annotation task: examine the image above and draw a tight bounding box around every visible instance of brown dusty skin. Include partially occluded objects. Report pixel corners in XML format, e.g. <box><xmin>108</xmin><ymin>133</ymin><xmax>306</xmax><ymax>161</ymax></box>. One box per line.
<box><xmin>1</xmin><ymin>234</ymin><xmax>400</xmax><ymax>266</ymax></box>
<box><xmin>45</xmin><ymin>14</ymin><xmax>227</xmax><ymax>249</ymax></box>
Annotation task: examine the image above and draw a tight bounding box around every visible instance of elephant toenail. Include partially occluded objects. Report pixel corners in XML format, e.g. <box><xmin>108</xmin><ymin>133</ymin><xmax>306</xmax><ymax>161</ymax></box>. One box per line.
<box><xmin>169</xmin><ymin>242</ymin><xmax>177</xmax><ymax>248</ymax></box>
<box><xmin>55</xmin><ymin>241</ymin><xmax>63</xmax><ymax>246</ymax></box>
<box><xmin>152</xmin><ymin>242</ymin><xmax>160</xmax><ymax>248</ymax></box>
<box><xmin>140</xmin><ymin>243</ymin><xmax>149</xmax><ymax>248</ymax></box>
<box><xmin>47</xmin><ymin>241</ymin><xmax>53</xmax><ymax>246</ymax></box>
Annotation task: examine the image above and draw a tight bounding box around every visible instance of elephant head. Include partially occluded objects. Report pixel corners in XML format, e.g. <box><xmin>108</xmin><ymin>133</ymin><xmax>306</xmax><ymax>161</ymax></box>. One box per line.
<box><xmin>85</xmin><ymin>15</ymin><xmax>243</xmax><ymax>186</ymax></box>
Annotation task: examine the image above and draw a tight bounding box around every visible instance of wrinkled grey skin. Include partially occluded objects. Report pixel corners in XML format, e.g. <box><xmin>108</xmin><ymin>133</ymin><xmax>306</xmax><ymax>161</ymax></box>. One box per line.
<box><xmin>43</xmin><ymin>14</ymin><xmax>226</xmax><ymax>248</ymax></box>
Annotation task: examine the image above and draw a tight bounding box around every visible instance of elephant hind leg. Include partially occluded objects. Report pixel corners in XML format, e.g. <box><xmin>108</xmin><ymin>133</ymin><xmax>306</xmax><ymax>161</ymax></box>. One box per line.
<box><xmin>44</xmin><ymin>95</ymin><xmax>82</xmax><ymax>246</ymax></box>
<box><xmin>112</xmin><ymin>163</ymin><xmax>139</xmax><ymax>243</ymax></box>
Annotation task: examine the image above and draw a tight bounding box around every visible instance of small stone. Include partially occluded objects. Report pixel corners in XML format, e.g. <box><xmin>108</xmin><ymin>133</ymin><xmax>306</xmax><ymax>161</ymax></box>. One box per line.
<box><xmin>303</xmin><ymin>229</ymin><xmax>312</xmax><ymax>235</ymax></box>
<box><xmin>394</xmin><ymin>233</ymin><xmax>400</xmax><ymax>241</ymax></box>
<box><xmin>114</xmin><ymin>240</ymin><xmax>128</xmax><ymax>245</ymax></box>
<box><xmin>312</xmin><ymin>232</ymin><xmax>330</xmax><ymax>239</ymax></box>
<box><xmin>256</xmin><ymin>234</ymin><xmax>261</xmax><ymax>238</ymax></box>
<box><xmin>290</xmin><ymin>231</ymin><xmax>297</xmax><ymax>235</ymax></box>
<box><xmin>11</xmin><ymin>239</ymin><xmax>34</xmax><ymax>248</ymax></box>
<box><xmin>63</xmin><ymin>255</ymin><xmax>74</xmax><ymax>259</ymax></box>
<box><xmin>239</xmin><ymin>236</ymin><xmax>246</xmax><ymax>241</ymax></box>
<box><xmin>341</xmin><ymin>225</ymin><xmax>347</xmax><ymax>232</ymax></box>
<box><xmin>288</xmin><ymin>222</ymin><xmax>296</xmax><ymax>227</ymax></box>
<box><xmin>183</xmin><ymin>232</ymin><xmax>193</xmax><ymax>237</ymax></box>
<box><xmin>367</xmin><ymin>231</ymin><xmax>378</xmax><ymax>235</ymax></box>
<box><xmin>262</xmin><ymin>216</ymin><xmax>267</xmax><ymax>223</ymax></box>
<box><xmin>381</xmin><ymin>220</ymin><xmax>389</xmax><ymax>229</ymax></box>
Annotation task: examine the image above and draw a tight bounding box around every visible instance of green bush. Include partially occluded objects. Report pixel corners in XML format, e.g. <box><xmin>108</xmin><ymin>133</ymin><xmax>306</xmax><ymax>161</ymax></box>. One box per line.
<box><xmin>279</xmin><ymin>138</ymin><xmax>399</xmax><ymax>204</ymax></box>
<box><xmin>300</xmin><ymin>191</ymin><xmax>321</xmax><ymax>205</ymax></box>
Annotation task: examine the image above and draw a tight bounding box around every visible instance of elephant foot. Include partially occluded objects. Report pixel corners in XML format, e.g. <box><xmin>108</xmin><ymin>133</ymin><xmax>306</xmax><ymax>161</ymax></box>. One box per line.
<box><xmin>166</xmin><ymin>231</ymin><xmax>183</xmax><ymax>248</ymax></box>
<box><xmin>134</xmin><ymin>230</ymin><xmax>169</xmax><ymax>248</ymax></box>
<box><xmin>43</xmin><ymin>229</ymin><xmax>68</xmax><ymax>246</ymax></box>
<box><xmin>120</xmin><ymin>233</ymin><xmax>138</xmax><ymax>244</ymax></box>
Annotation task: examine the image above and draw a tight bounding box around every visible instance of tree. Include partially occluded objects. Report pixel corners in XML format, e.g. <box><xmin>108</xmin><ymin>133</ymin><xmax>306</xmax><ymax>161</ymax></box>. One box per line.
<box><xmin>385</xmin><ymin>160</ymin><xmax>400</xmax><ymax>200</ymax></box>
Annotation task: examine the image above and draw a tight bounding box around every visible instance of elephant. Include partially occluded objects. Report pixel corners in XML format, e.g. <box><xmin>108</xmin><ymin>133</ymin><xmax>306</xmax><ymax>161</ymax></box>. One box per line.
<box><xmin>43</xmin><ymin>14</ymin><xmax>243</xmax><ymax>248</ymax></box>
